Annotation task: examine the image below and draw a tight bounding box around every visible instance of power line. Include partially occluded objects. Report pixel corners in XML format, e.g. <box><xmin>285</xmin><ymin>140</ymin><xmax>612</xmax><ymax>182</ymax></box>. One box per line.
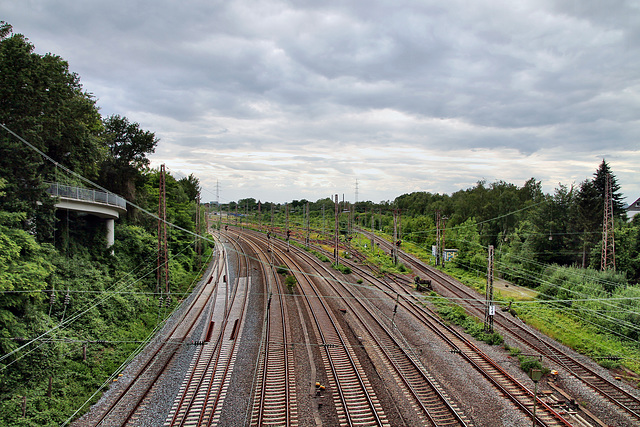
<box><xmin>0</xmin><ymin>239</ymin><xmax>199</xmax><ymax>368</ymax></box>
<box><xmin>0</xmin><ymin>123</ymin><xmax>217</xmax><ymax>246</ymax></box>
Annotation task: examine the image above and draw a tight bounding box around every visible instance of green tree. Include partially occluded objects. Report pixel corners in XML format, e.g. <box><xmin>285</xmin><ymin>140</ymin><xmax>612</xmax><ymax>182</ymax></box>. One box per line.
<box><xmin>519</xmin><ymin>177</ymin><xmax>545</xmax><ymax>205</ymax></box>
<box><xmin>574</xmin><ymin>160</ymin><xmax>625</xmax><ymax>269</ymax></box>
<box><xmin>500</xmin><ymin>219</ymin><xmax>541</xmax><ymax>287</ymax></box>
<box><xmin>0</xmin><ymin>178</ymin><xmax>53</xmax><ymax>372</ymax></box>
<box><xmin>576</xmin><ymin>179</ymin><xmax>601</xmax><ymax>267</ymax></box>
<box><xmin>529</xmin><ymin>185</ymin><xmax>581</xmax><ymax>266</ymax></box>
<box><xmin>99</xmin><ymin>114</ymin><xmax>158</xmax><ymax>202</ymax></box>
<box><xmin>178</xmin><ymin>174</ymin><xmax>201</xmax><ymax>202</ymax></box>
<box><xmin>593</xmin><ymin>159</ymin><xmax>625</xmax><ymax>219</ymax></box>
<box><xmin>448</xmin><ymin>218</ymin><xmax>485</xmax><ymax>272</ymax></box>
<box><xmin>615</xmin><ymin>222</ymin><xmax>640</xmax><ymax>283</ymax></box>
<box><xmin>0</xmin><ymin>22</ymin><xmax>103</xmax><ymax>240</ymax></box>
<box><xmin>238</xmin><ymin>198</ymin><xmax>257</xmax><ymax>212</ymax></box>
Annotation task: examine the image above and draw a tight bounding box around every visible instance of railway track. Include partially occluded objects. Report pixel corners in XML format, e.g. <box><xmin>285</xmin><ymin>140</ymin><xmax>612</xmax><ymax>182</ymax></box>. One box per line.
<box><xmin>400</xmin><ymin>291</ymin><xmax>570</xmax><ymax>427</ymax></box>
<box><xmin>362</xmin><ymin>229</ymin><xmax>640</xmax><ymax>423</ymax></box>
<box><xmin>369</xmin><ymin>229</ymin><xmax>640</xmax><ymax>423</ymax></box>
<box><xmin>235</xmin><ymin>232</ymin><xmax>298</xmax><ymax>426</ymax></box>
<box><xmin>260</xmin><ymin>232</ymin><xmax>390</xmax><ymax>426</ymax></box>
<box><xmin>164</xmin><ymin>234</ymin><xmax>251</xmax><ymax>426</ymax></box>
<box><xmin>277</xmin><ymin>233</ymin><xmax>473</xmax><ymax>426</ymax></box>
<box><xmin>423</xmin><ymin>262</ymin><xmax>640</xmax><ymax>421</ymax></box>
<box><xmin>80</xmin><ymin>241</ymin><xmax>227</xmax><ymax>427</ymax></box>
<box><xmin>98</xmin><ymin>216</ymin><xmax>628</xmax><ymax>426</ymax></box>
<box><xmin>272</xmin><ymin>228</ymin><xmax>572</xmax><ymax>426</ymax></box>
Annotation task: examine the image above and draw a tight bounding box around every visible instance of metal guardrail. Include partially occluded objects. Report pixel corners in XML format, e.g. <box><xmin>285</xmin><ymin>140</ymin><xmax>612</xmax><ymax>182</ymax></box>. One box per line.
<box><xmin>46</xmin><ymin>183</ymin><xmax>127</xmax><ymax>210</ymax></box>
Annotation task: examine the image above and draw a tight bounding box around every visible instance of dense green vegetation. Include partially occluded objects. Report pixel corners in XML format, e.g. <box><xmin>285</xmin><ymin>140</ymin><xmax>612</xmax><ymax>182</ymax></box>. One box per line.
<box><xmin>431</xmin><ymin>293</ymin><xmax>503</xmax><ymax>346</ymax></box>
<box><xmin>0</xmin><ymin>23</ymin><xmax>210</xmax><ymax>425</ymax></box>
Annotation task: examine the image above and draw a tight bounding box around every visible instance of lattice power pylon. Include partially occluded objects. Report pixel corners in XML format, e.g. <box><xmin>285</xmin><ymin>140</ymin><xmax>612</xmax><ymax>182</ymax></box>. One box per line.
<box><xmin>601</xmin><ymin>172</ymin><xmax>615</xmax><ymax>271</ymax></box>
<box><xmin>157</xmin><ymin>164</ymin><xmax>169</xmax><ymax>294</ymax></box>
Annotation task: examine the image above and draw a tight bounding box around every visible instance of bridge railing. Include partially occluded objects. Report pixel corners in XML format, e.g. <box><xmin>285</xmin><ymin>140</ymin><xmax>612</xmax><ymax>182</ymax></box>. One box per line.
<box><xmin>46</xmin><ymin>183</ymin><xmax>127</xmax><ymax>210</ymax></box>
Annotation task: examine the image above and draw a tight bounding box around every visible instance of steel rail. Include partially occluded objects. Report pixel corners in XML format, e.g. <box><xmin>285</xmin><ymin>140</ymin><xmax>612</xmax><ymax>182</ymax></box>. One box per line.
<box><xmin>167</xmin><ymin>234</ymin><xmax>249</xmax><ymax>427</ymax></box>
<box><xmin>91</xmin><ymin>245</ymin><xmax>223</xmax><ymax>426</ymax></box>
<box><xmin>284</xmin><ymin>233</ymin><xmax>471</xmax><ymax>427</ymax></box>
<box><xmin>232</xmin><ymin>232</ymin><xmax>296</xmax><ymax>427</ymax></box>
<box><xmin>272</xmin><ymin>237</ymin><xmax>387</xmax><ymax>426</ymax></box>
<box><xmin>371</xmin><ymin>229</ymin><xmax>640</xmax><ymax>423</ymax></box>
<box><xmin>289</xmin><ymin>229</ymin><xmax>570</xmax><ymax>426</ymax></box>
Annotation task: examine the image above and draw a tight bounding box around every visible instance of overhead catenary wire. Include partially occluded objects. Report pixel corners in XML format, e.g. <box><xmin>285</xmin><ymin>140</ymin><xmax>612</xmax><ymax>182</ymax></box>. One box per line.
<box><xmin>441</xmin><ymin>246</ymin><xmax>640</xmax><ymax>340</ymax></box>
<box><xmin>0</xmin><ymin>122</ymin><xmax>217</xmax><ymax>246</ymax></box>
<box><xmin>450</xmin><ymin>250</ymin><xmax>640</xmax><ymax>320</ymax></box>
<box><xmin>460</xmin><ymin>229</ymin><xmax>628</xmax><ymax>290</ymax></box>
<box><xmin>297</xmin><ymin>224</ymin><xmax>640</xmax><ymax>324</ymax></box>
<box><xmin>0</xmin><ymin>238</ymin><xmax>199</xmax><ymax>368</ymax></box>
<box><xmin>352</xmin><ymin>216</ymin><xmax>640</xmax><ymax>350</ymax></box>
<box><xmin>0</xmin><ymin>123</ymin><xmax>227</xmax><ymax>365</ymax></box>
<box><xmin>61</xmin><ymin>247</ymin><xmax>215</xmax><ymax>426</ymax></box>
<box><xmin>3</xmin><ymin>122</ymin><xmax>639</xmax><ymax>422</ymax></box>
<box><xmin>378</xmin><ymin>226</ymin><xmax>640</xmax><ymax>339</ymax></box>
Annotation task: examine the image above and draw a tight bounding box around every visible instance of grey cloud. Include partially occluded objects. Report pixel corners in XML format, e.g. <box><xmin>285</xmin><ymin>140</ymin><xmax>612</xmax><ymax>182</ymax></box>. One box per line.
<box><xmin>3</xmin><ymin>0</ymin><xmax>639</xmax><ymax>202</ymax></box>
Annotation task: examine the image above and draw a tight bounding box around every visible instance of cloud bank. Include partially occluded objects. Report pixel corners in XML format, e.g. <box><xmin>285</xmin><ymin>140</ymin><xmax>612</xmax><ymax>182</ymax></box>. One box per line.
<box><xmin>4</xmin><ymin>0</ymin><xmax>639</xmax><ymax>203</ymax></box>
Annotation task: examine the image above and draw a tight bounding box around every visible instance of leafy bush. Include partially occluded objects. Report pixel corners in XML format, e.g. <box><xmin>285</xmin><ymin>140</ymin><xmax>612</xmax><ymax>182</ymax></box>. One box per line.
<box><xmin>598</xmin><ymin>358</ymin><xmax>620</xmax><ymax>370</ymax></box>
<box><xmin>433</xmin><ymin>298</ymin><xmax>503</xmax><ymax>346</ymax></box>
<box><xmin>332</xmin><ymin>263</ymin><xmax>351</xmax><ymax>274</ymax></box>
<box><xmin>518</xmin><ymin>356</ymin><xmax>547</xmax><ymax>374</ymax></box>
<box><xmin>310</xmin><ymin>250</ymin><xmax>331</xmax><ymax>263</ymax></box>
<box><xmin>506</xmin><ymin>345</ymin><xmax>522</xmax><ymax>357</ymax></box>
<box><xmin>284</xmin><ymin>274</ymin><xmax>297</xmax><ymax>290</ymax></box>
<box><xmin>482</xmin><ymin>331</ymin><xmax>504</xmax><ymax>346</ymax></box>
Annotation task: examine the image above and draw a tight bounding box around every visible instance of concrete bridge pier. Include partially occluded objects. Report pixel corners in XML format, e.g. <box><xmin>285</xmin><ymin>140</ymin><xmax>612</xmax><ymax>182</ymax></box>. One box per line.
<box><xmin>106</xmin><ymin>218</ymin><xmax>115</xmax><ymax>249</ymax></box>
<box><xmin>46</xmin><ymin>183</ymin><xmax>127</xmax><ymax>252</ymax></box>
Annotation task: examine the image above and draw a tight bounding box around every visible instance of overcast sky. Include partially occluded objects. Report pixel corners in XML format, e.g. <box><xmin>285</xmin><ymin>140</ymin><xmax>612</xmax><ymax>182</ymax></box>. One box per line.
<box><xmin>3</xmin><ymin>0</ymin><xmax>639</xmax><ymax>204</ymax></box>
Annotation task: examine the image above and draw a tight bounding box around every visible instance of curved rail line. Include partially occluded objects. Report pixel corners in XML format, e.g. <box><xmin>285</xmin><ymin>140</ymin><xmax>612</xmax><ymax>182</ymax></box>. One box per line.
<box><xmin>348</xmin><ymin>238</ymin><xmax>572</xmax><ymax>426</ymax></box>
<box><xmin>239</xmin><ymin>227</ymin><xmax>474</xmax><ymax>426</ymax></box>
<box><xmin>276</xmin><ymin>228</ymin><xmax>571</xmax><ymax>426</ymax></box>
<box><xmin>269</xmin><ymin>232</ymin><xmax>473</xmax><ymax>426</ymax></box>
<box><xmin>428</xmin><ymin>264</ymin><xmax>640</xmax><ymax>420</ymax></box>
<box><xmin>365</xmin><ymin>230</ymin><xmax>640</xmax><ymax>422</ymax></box>
<box><xmin>263</xmin><ymin>232</ymin><xmax>389</xmax><ymax>426</ymax></box>
<box><xmin>234</xmin><ymin>232</ymin><xmax>298</xmax><ymax>426</ymax></box>
<box><xmin>87</xmin><ymin>242</ymin><xmax>226</xmax><ymax>427</ymax></box>
<box><xmin>164</xmin><ymin>233</ymin><xmax>251</xmax><ymax>427</ymax></box>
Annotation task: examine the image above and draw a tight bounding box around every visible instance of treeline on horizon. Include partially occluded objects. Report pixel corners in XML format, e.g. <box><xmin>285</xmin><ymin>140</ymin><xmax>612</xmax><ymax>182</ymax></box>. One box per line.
<box><xmin>229</xmin><ymin>163</ymin><xmax>640</xmax><ymax>348</ymax></box>
<box><xmin>224</xmin><ymin>161</ymin><xmax>640</xmax><ymax>351</ymax></box>
<box><xmin>223</xmin><ymin>159</ymin><xmax>638</xmax><ymax>282</ymax></box>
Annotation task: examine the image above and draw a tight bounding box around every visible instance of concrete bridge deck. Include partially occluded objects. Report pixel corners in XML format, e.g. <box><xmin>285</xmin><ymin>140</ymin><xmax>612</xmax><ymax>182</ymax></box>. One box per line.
<box><xmin>46</xmin><ymin>183</ymin><xmax>127</xmax><ymax>248</ymax></box>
